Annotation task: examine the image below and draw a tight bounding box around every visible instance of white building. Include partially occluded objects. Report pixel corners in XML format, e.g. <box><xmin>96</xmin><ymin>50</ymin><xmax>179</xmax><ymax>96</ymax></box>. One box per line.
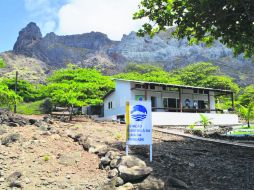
<box><xmin>102</xmin><ymin>79</ymin><xmax>239</xmax><ymax>126</ymax></box>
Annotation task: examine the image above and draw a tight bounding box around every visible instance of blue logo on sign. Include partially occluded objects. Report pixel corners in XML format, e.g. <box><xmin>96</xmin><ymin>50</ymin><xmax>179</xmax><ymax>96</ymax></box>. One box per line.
<box><xmin>131</xmin><ymin>105</ymin><xmax>147</xmax><ymax>121</ymax></box>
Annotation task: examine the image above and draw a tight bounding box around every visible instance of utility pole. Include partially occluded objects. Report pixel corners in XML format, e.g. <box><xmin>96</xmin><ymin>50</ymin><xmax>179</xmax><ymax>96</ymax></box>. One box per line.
<box><xmin>14</xmin><ymin>71</ymin><xmax>18</xmax><ymax>113</ymax></box>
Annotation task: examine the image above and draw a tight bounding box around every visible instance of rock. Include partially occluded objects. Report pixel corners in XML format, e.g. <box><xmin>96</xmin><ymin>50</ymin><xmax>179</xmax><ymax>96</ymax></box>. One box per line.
<box><xmin>101</xmin><ymin>156</ymin><xmax>111</xmax><ymax>166</ymax></box>
<box><xmin>117</xmin><ymin>156</ymin><xmax>152</xmax><ymax>183</ymax></box>
<box><xmin>119</xmin><ymin>156</ymin><xmax>146</xmax><ymax>168</ymax></box>
<box><xmin>7</xmin><ymin>122</ymin><xmax>19</xmax><ymax>127</ymax></box>
<box><xmin>116</xmin><ymin>182</ymin><xmax>134</xmax><ymax>190</ymax></box>
<box><xmin>166</xmin><ymin>176</ymin><xmax>189</xmax><ymax>189</ymax></box>
<box><xmin>58</xmin><ymin>152</ymin><xmax>81</xmax><ymax>166</ymax></box>
<box><xmin>29</xmin><ymin>119</ymin><xmax>37</xmax><ymax>125</ymax></box>
<box><xmin>108</xmin><ymin>169</ymin><xmax>118</xmax><ymax>179</ymax></box>
<box><xmin>118</xmin><ymin>165</ymin><xmax>152</xmax><ymax>183</ymax></box>
<box><xmin>116</xmin><ymin>177</ymin><xmax>124</xmax><ymax>187</ymax></box>
<box><xmin>110</xmin><ymin>158</ymin><xmax>121</xmax><ymax>168</ymax></box>
<box><xmin>106</xmin><ymin>151</ymin><xmax>119</xmax><ymax>160</ymax></box>
<box><xmin>136</xmin><ymin>176</ymin><xmax>165</xmax><ymax>190</ymax></box>
<box><xmin>6</xmin><ymin>171</ymin><xmax>22</xmax><ymax>184</ymax></box>
<box><xmin>9</xmin><ymin>180</ymin><xmax>22</xmax><ymax>188</ymax></box>
<box><xmin>1</xmin><ymin>133</ymin><xmax>20</xmax><ymax>146</ymax></box>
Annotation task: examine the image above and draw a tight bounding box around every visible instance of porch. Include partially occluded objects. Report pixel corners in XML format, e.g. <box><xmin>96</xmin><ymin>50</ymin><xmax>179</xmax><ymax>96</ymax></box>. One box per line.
<box><xmin>130</xmin><ymin>80</ymin><xmax>235</xmax><ymax>114</ymax></box>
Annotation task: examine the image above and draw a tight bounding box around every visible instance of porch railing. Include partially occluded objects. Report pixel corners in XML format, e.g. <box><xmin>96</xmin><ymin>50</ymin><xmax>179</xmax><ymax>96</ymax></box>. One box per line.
<box><xmin>151</xmin><ymin>107</ymin><xmax>233</xmax><ymax>113</ymax></box>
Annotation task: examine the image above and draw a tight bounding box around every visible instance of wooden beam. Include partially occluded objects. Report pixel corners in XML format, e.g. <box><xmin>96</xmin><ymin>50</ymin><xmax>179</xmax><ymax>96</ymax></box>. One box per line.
<box><xmin>178</xmin><ymin>88</ymin><xmax>182</xmax><ymax>112</ymax></box>
<box><xmin>231</xmin><ymin>92</ymin><xmax>235</xmax><ymax>111</ymax></box>
<box><xmin>208</xmin><ymin>91</ymin><xmax>211</xmax><ymax>113</ymax></box>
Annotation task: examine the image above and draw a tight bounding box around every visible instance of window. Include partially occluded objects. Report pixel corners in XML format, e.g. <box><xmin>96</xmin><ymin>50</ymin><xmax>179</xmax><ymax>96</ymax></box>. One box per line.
<box><xmin>163</xmin><ymin>98</ymin><xmax>180</xmax><ymax>109</ymax></box>
<box><xmin>194</xmin><ymin>89</ymin><xmax>198</xmax><ymax>93</ymax></box>
<box><xmin>204</xmin><ymin>90</ymin><xmax>209</xmax><ymax>94</ymax></box>
<box><xmin>150</xmin><ymin>84</ymin><xmax>155</xmax><ymax>89</ymax></box>
<box><xmin>135</xmin><ymin>84</ymin><xmax>142</xmax><ymax>88</ymax></box>
<box><xmin>108</xmin><ymin>101</ymin><xmax>113</xmax><ymax>109</ymax></box>
<box><xmin>162</xmin><ymin>86</ymin><xmax>166</xmax><ymax>91</ymax></box>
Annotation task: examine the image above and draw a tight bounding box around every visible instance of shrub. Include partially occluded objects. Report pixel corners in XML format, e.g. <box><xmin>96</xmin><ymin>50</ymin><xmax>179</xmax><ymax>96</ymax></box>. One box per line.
<box><xmin>40</xmin><ymin>98</ymin><xmax>53</xmax><ymax>114</ymax></box>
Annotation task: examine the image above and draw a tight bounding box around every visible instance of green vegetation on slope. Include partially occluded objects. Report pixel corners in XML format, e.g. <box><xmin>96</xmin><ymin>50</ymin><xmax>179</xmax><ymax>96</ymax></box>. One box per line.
<box><xmin>0</xmin><ymin>58</ymin><xmax>6</xmax><ymax>68</ymax></box>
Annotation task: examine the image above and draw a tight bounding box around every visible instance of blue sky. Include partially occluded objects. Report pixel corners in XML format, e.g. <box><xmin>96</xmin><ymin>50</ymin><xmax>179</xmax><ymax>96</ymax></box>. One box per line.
<box><xmin>0</xmin><ymin>0</ymin><xmax>144</xmax><ymax>53</ymax></box>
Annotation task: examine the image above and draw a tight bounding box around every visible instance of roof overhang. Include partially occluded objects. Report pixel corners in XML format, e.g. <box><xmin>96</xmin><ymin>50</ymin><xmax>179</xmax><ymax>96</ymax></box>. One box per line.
<box><xmin>113</xmin><ymin>78</ymin><xmax>233</xmax><ymax>94</ymax></box>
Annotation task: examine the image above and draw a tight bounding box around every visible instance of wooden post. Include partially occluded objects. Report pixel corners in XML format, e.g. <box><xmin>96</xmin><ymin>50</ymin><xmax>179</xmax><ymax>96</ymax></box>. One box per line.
<box><xmin>14</xmin><ymin>71</ymin><xmax>18</xmax><ymax>113</ymax></box>
<box><xmin>145</xmin><ymin>90</ymin><xmax>147</xmax><ymax>101</ymax></box>
<box><xmin>207</xmin><ymin>91</ymin><xmax>211</xmax><ymax>113</ymax></box>
<box><xmin>231</xmin><ymin>92</ymin><xmax>235</xmax><ymax>111</ymax></box>
<box><xmin>179</xmin><ymin>88</ymin><xmax>182</xmax><ymax>112</ymax></box>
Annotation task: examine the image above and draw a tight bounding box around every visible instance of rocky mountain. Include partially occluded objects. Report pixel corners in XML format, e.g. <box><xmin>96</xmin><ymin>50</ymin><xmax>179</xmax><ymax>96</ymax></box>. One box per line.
<box><xmin>1</xmin><ymin>22</ymin><xmax>254</xmax><ymax>85</ymax></box>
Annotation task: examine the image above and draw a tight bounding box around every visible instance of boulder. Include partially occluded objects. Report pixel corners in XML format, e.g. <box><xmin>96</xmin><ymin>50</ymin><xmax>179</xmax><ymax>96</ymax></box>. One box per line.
<box><xmin>108</xmin><ymin>169</ymin><xmax>119</xmax><ymax>179</ymax></box>
<box><xmin>118</xmin><ymin>165</ymin><xmax>152</xmax><ymax>183</ymax></box>
<box><xmin>101</xmin><ymin>156</ymin><xmax>111</xmax><ymax>166</ymax></box>
<box><xmin>116</xmin><ymin>177</ymin><xmax>124</xmax><ymax>187</ymax></box>
<box><xmin>110</xmin><ymin>158</ymin><xmax>121</xmax><ymax>168</ymax></box>
<box><xmin>118</xmin><ymin>156</ymin><xmax>152</xmax><ymax>183</ymax></box>
<box><xmin>119</xmin><ymin>156</ymin><xmax>146</xmax><ymax>168</ymax></box>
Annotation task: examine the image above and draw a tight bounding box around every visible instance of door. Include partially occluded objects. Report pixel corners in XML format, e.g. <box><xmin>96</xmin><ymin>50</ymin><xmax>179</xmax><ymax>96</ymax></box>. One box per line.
<box><xmin>151</xmin><ymin>96</ymin><xmax>157</xmax><ymax>111</ymax></box>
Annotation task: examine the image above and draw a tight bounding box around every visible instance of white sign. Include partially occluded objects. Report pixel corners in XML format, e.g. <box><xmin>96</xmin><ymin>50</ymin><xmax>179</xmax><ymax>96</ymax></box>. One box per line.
<box><xmin>125</xmin><ymin>101</ymin><xmax>153</xmax><ymax>161</ymax></box>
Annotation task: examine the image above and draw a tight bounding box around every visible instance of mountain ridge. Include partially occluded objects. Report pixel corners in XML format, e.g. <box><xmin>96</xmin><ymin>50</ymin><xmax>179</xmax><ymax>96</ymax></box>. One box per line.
<box><xmin>1</xmin><ymin>22</ymin><xmax>254</xmax><ymax>86</ymax></box>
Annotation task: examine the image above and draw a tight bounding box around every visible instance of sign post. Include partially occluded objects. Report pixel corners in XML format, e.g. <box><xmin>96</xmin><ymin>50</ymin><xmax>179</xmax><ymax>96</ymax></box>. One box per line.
<box><xmin>125</xmin><ymin>101</ymin><xmax>153</xmax><ymax>162</ymax></box>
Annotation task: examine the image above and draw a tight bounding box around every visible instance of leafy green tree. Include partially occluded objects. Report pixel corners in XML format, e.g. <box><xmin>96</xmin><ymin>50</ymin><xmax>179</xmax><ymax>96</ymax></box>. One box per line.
<box><xmin>134</xmin><ymin>0</ymin><xmax>254</xmax><ymax>56</ymax></box>
<box><xmin>173</xmin><ymin>62</ymin><xmax>239</xmax><ymax>92</ymax></box>
<box><xmin>124</xmin><ymin>63</ymin><xmax>164</xmax><ymax>74</ymax></box>
<box><xmin>1</xmin><ymin>78</ymin><xmax>40</xmax><ymax>102</ymax></box>
<box><xmin>46</xmin><ymin>66</ymin><xmax>114</xmax><ymax>120</ymax></box>
<box><xmin>238</xmin><ymin>84</ymin><xmax>254</xmax><ymax>106</ymax></box>
<box><xmin>0</xmin><ymin>83</ymin><xmax>22</xmax><ymax>108</ymax></box>
<box><xmin>238</xmin><ymin>102</ymin><xmax>254</xmax><ymax>128</ymax></box>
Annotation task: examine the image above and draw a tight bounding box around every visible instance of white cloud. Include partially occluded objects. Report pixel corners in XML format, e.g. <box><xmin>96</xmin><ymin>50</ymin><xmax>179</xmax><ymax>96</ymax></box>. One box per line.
<box><xmin>23</xmin><ymin>0</ymin><xmax>66</xmax><ymax>34</ymax></box>
<box><xmin>57</xmin><ymin>0</ymin><xmax>145</xmax><ymax>40</ymax></box>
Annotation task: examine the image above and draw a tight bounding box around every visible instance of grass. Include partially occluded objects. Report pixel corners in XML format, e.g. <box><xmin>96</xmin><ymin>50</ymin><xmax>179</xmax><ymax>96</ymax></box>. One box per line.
<box><xmin>240</xmin><ymin>126</ymin><xmax>254</xmax><ymax>129</ymax></box>
<box><xmin>16</xmin><ymin>100</ymin><xmax>44</xmax><ymax>115</ymax></box>
<box><xmin>230</xmin><ymin>131</ymin><xmax>254</xmax><ymax>135</ymax></box>
<box><xmin>43</xmin><ymin>154</ymin><xmax>50</xmax><ymax>161</ymax></box>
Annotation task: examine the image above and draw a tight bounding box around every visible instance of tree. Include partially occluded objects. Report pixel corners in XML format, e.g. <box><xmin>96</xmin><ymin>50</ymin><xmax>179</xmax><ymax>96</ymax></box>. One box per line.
<box><xmin>1</xmin><ymin>78</ymin><xmax>40</xmax><ymax>102</ymax></box>
<box><xmin>124</xmin><ymin>63</ymin><xmax>164</xmax><ymax>74</ymax></box>
<box><xmin>114</xmin><ymin>70</ymin><xmax>181</xmax><ymax>84</ymax></box>
<box><xmin>173</xmin><ymin>62</ymin><xmax>239</xmax><ymax>92</ymax></box>
<box><xmin>238</xmin><ymin>102</ymin><xmax>254</xmax><ymax>128</ymax></box>
<box><xmin>46</xmin><ymin>66</ymin><xmax>114</xmax><ymax>120</ymax></box>
<box><xmin>238</xmin><ymin>84</ymin><xmax>254</xmax><ymax>106</ymax></box>
<box><xmin>0</xmin><ymin>83</ymin><xmax>22</xmax><ymax>108</ymax></box>
<box><xmin>134</xmin><ymin>0</ymin><xmax>254</xmax><ymax>57</ymax></box>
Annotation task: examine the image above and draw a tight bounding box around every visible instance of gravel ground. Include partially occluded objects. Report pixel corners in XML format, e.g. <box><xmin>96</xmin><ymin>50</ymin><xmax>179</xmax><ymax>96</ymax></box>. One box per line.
<box><xmin>1</xmin><ymin>115</ymin><xmax>254</xmax><ymax>190</ymax></box>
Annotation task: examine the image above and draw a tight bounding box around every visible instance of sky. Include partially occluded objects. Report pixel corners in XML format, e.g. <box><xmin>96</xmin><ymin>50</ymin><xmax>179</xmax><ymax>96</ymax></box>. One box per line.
<box><xmin>0</xmin><ymin>0</ymin><xmax>145</xmax><ymax>53</ymax></box>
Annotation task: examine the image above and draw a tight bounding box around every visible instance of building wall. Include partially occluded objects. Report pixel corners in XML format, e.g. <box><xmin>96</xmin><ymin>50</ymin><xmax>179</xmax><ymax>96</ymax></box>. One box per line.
<box><xmin>104</xmin><ymin>80</ymin><xmax>132</xmax><ymax>118</ymax></box>
<box><xmin>152</xmin><ymin>112</ymin><xmax>239</xmax><ymax>126</ymax></box>
<box><xmin>104</xmin><ymin>80</ymin><xmax>220</xmax><ymax>122</ymax></box>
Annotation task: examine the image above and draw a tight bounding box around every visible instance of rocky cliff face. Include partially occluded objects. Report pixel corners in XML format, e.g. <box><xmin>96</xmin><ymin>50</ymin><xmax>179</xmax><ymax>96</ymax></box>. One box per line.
<box><xmin>13</xmin><ymin>22</ymin><xmax>116</xmax><ymax>69</ymax></box>
<box><xmin>8</xmin><ymin>22</ymin><xmax>254</xmax><ymax>86</ymax></box>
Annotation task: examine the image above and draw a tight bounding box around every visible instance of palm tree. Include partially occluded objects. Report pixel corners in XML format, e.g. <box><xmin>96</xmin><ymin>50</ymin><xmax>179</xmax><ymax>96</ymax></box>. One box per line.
<box><xmin>238</xmin><ymin>102</ymin><xmax>254</xmax><ymax>128</ymax></box>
